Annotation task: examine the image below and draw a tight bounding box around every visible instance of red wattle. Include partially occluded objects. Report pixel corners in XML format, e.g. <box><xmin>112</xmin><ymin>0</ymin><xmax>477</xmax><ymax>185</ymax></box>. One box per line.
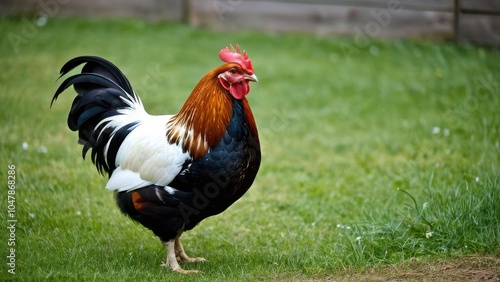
<box><xmin>230</xmin><ymin>81</ymin><xmax>250</xmax><ymax>100</ymax></box>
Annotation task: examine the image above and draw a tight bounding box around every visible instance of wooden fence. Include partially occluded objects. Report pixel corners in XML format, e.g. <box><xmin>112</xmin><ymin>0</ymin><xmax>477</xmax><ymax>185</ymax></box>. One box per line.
<box><xmin>1</xmin><ymin>0</ymin><xmax>499</xmax><ymax>46</ymax></box>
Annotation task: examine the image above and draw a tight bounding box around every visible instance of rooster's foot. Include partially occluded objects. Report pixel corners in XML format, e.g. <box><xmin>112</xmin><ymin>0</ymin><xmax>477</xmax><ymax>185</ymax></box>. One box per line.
<box><xmin>162</xmin><ymin>239</ymin><xmax>200</xmax><ymax>274</ymax></box>
<box><xmin>175</xmin><ymin>237</ymin><xmax>208</xmax><ymax>263</ymax></box>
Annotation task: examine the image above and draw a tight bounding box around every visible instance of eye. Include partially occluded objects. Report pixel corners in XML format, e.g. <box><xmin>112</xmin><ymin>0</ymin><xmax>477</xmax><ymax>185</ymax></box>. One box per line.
<box><xmin>230</xmin><ymin>69</ymin><xmax>237</xmax><ymax>74</ymax></box>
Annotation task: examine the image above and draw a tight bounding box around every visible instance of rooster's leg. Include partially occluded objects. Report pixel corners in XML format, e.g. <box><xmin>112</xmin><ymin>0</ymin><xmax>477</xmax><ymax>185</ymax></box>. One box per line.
<box><xmin>175</xmin><ymin>237</ymin><xmax>208</xmax><ymax>263</ymax></box>
<box><xmin>160</xmin><ymin>239</ymin><xmax>198</xmax><ymax>274</ymax></box>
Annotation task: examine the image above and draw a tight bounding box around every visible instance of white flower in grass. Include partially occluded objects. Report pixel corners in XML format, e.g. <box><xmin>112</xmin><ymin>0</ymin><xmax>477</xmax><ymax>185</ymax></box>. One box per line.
<box><xmin>355</xmin><ymin>236</ymin><xmax>362</xmax><ymax>241</ymax></box>
<box><xmin>432</xmin><ymin>127</ymin><xmax>440</xmax><ymax>134</ymax></box>
<box><xmin>423</xmin><ymin>202</ymin><xmax>428</xmax><ymax>209</ymax></box>
<box><xmin>36</xmin><ymin>16</ymin><xmax>48</xmax><ymax>27</ymax></box>
<box><xmin>475</xmin><ymin>177</ymin><xmax>479</xmax><ymax>183</ymax></box>
<box><xmin>336</xmin><ymin>224</ymin><xmax>351</xmax><ymax>230</ymax></box>
<box><xmin>443</xmin><ymin>128</ymin><xmax>450</xmax><ymax>137</ymax></box>
<box><xmin>22</xmin><ymin>141</ymin><xmax>29</xmax><ymax>150</ymax></box>
<box><xmin>38</xmin><ymin>146</ymin><xmax>48</xmax><ymax>154</ymax></box>
<box><xmin>76</xmin><ymin>211</ymin><xmax>81</xmax><ymax>216</ymax></box>
<box><xmin>425</xmin><ymin>231</ymin><xmax>433</xmax><ymax>238</ymax></box>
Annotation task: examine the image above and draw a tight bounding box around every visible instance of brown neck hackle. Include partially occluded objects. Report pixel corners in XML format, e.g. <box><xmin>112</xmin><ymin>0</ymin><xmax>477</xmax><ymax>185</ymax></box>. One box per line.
<box><xmin>166</xmin><ymin>64</ymin><xmax>236</xmax><ymax>159</ymax></box>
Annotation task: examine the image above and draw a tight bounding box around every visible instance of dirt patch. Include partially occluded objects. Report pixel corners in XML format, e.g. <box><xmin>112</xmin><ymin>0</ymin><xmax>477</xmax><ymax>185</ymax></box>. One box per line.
<box><xmin>328</xmin><ymin>255</ymin><xmax>500</xmax><ymax>281</ymax></box>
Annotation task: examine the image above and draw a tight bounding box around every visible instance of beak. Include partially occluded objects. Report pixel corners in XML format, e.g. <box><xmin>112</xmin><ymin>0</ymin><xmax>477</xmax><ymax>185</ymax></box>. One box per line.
<box><xmin>245</xmin><ymin>73</ymin><xmax>258</xmax><ymax>82</ymax></box>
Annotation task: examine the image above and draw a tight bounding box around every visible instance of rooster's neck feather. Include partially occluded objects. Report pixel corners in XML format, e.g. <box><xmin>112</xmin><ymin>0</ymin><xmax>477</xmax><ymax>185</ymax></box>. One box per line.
<box><xmin>167</xmin><ymin>67</ymin><xmax>233</xmax><ymax>159</ymax></box>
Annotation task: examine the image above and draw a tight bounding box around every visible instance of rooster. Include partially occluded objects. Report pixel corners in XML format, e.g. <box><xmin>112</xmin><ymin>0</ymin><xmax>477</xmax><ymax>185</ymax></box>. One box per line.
<box><xmin>51</xmin><ymin>45</ymin><xmax>261</xmax><ymax>274</ymax></box>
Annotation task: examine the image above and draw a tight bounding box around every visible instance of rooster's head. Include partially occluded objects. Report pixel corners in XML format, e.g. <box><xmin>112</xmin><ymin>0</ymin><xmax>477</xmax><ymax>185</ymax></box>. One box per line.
<box><xmin>218</xmin><ymin>44</ymin><xmax>258</xmax><ymax>100</ymax></box>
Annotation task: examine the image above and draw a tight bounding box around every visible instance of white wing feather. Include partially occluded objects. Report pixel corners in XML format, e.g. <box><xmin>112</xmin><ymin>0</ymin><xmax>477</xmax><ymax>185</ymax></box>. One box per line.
<box><xmin>105</xmin><ymin>113</ymin><xmax>191</xmax><ymax>192</ymax></box>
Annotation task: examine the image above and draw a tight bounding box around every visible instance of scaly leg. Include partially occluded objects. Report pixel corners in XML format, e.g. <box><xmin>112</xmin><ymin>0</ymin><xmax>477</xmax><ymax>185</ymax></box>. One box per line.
<box><xmin>175</xmin><ymin>237</ymin><xmax>208</xmax><ymax>263</ymax></box>
<box><xmin>160</xmin><ymin>239</ymin><xmax>198</xmax><ymax>274</ymax></box>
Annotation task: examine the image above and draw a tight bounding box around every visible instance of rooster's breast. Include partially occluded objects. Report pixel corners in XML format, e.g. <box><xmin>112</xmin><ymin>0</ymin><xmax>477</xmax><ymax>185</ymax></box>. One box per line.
<box><xmin>168</xmin><ymin>99</ymin><xmax>260</xmax><ymax>229</ymax></box>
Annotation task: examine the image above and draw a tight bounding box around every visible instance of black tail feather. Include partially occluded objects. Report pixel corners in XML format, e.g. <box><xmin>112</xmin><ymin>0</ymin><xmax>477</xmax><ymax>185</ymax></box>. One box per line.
<box><xmin>53</xmin><ymin>56</ymin><xmax>143</xmax><ymax>175</ymax></box>
<box><xmin>58</xmin><ymin>56</ymin><xmax>134</xmax><ymax>94</ymax></box>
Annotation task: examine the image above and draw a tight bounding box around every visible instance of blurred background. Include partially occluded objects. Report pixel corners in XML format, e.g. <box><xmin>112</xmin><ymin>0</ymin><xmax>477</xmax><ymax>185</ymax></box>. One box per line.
<box><xmin>1</xmin><ymin>0</ymin><xmax>499</xmax><ymax>46</ymax></box>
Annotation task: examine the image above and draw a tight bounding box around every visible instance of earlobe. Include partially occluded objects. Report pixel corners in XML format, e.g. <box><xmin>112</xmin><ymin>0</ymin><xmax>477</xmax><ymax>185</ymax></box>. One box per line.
<box><xmin>219</xmin><ymin>76</ymin><xmax>231</xmax><ymax>91</ymax></box>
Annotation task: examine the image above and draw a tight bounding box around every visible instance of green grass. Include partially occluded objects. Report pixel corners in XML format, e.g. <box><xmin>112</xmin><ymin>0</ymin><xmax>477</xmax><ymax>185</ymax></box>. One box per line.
<box><xmin>1</xmin><ymin>17</ymin><xmax>499</xmax><ymax>281</ymax></box>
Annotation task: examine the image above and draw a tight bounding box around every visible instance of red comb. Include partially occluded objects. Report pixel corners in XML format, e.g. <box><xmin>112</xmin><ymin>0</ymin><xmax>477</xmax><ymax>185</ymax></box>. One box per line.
<box><xmin>219</xmin><ymin>44</ymin><xmax>254</xmax><ymax>75</ymax></box>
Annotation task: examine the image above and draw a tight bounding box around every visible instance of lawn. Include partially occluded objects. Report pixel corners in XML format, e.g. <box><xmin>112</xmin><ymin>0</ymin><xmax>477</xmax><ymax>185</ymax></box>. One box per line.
<box><xmin>0</xmin><ymin>17</ymin><xmax>499</xmax><ymax>281</ymax></box>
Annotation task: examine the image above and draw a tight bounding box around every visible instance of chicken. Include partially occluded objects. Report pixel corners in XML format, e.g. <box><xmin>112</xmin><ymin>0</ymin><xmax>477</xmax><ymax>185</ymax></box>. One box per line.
<box><xmin>51</xmin><ymin>45</ymin><xmax>261</xmax><ymax>274</ymax></box>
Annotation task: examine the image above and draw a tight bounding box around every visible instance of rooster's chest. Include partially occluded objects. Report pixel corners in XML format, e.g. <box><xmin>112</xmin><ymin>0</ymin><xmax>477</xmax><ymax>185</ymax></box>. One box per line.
<box><xmin>169</xmin><ymin>100</ymin><xmax>260</xmax><ymax>197</ymax></box>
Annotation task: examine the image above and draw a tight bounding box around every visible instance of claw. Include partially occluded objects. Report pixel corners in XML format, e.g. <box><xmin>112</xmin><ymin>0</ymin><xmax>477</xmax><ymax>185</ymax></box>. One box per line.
<box><xmin>179</xmin><ymin>256</ymin><xmax>208</xmax><ymax>263</ymax></box>
<box><xmin>161</xmin><ymin>261</ymin><xmax>199</xmax><ymax>274</ymax></box>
